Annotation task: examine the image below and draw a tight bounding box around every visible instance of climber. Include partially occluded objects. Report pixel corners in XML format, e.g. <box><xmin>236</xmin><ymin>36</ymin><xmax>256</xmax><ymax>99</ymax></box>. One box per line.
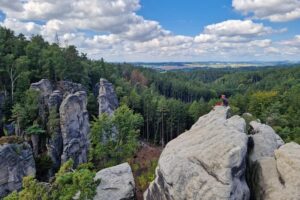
<box><xmin>221</xmin><ymin>94</ymin><xmax>229</xmax><ymax>107</ymax></box>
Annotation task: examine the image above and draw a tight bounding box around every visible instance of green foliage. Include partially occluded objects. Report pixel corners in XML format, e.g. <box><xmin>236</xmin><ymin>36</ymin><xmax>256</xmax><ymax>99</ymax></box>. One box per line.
<box><xmin>35</xmin><ymin>154</ymin><xmax>53</xmax><ymax>180</ymax></box>
<box><xmin>25</xmin><ymin>123</ymin><xmax>45</xmax><ymax>135</ymax></box>
<box><xmin>11</xmin><ymin>89</ymin><xmax>40</xmax><ymax>135</ymax></box>
<box><xmin>136</xmin><ymin>159</ymin><xmax>158</xmax><ymax>191</ymax></box>
<box><xmin>3</xmin><ymin>191</ymin><xmax>19</xmax><ymax>200</ymax></box>
<box><xmin>5</xmin><ymin>160</ymin><xmax>97</xmax><ymax>200</ymax></box>
<box><xmin>1</xmin><ymin>25</ymin><xmax>300</xmax><ymax>147</ymax></box>
<box><xmin>89</xmin><ymin>105</ymin><xmax>143</xmax><ymax>168</ymax></box>
<box><xmin>47</xmin><ymin>108</ymin><xmax>60</xmax><ymax>137</ymax></box>
<box><xmin>50</xmin><ymin>160</ymin><xmax>97</xmax><ymax>200</ymax></box>
<box><xmin>18</xmin><ymin>176</ymin><xmax>49</xmax><ymax>200</ymax></box>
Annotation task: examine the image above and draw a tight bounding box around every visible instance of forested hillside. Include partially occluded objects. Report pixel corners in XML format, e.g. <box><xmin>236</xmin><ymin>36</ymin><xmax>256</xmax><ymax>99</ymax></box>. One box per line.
<box><xmin>1</xmin><ymin>26</ymin><xmax>300</xmax><ymax>146</ymax></box>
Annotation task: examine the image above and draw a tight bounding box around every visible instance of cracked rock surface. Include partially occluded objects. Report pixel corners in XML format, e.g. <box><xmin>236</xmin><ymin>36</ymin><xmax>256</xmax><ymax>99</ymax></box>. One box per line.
<box><xmin>144</xmin><ymin>106</ymin><xmax>250</xmax><ymax>200</ymax></box>
<box><xmin>93</xmin><ymin>162</ymin><xmax>135</xmax><ymax>200</ymax></box>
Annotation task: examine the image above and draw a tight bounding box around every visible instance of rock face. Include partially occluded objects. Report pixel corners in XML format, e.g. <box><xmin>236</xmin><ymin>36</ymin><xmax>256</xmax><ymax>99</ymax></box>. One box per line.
<box><xmin>144</xmin><ymin>106</ymin><xmax>250</xmax><ymax>200</ymax></box>
<box><xmin>30</xmin><ymin>79</ymin><xmax>53</xmax><ymax>96</ymax></box>
<box><xmin>0</xmin><ymin>142</ymin><xmax>36</xmax><ymax>198</ymax></box>
<box><xmin>56</xmin><ymin>81</ymin><xmax>86</xmax><ymax>97</ymax></box>
<box><xmin>29</xmin><ymin>79</ymin><xmax>90</xmax><ymax>171</ymax></box>
<box><xmin>60</xmin><ymin>91</ymin><xmax>89</xmax><ymax>167</ymax></box>
<box><xmin>98</xmin><ymin>78</ymin><xmax>118</xmax><ymax>116</ymax></box>
<box><xmin>93</xmin><ymin>162</ymin><xmax>135</xmax><ymax>200</ymax></box>
<box><xmin>47</xmin><ymin>90</ymin><xmax>63</xmax><ymax>174</ymax></box>
<box><xmin>247</xmin><ymin>120</ymin><xmax>300</xmax><ymax>200</ymax></box>
<box><xmin>0</xmin><ymin>92</ymin><xmax>4</xmax><ymax>136</ymax></box>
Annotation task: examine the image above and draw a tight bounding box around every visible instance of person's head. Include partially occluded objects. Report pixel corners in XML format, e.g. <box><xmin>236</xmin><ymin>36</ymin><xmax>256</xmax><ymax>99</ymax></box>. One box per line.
<box><xmin>221</xmin><ymin>94</ymin><xmax>226</xmax><ymax>99</ymax></box>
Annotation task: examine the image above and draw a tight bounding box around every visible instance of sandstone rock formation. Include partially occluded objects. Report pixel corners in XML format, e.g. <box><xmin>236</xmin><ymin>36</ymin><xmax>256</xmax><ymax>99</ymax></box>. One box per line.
<box><xmin>47</xmin><ymin>90</ymin><xmax>63</xmax><ymax>174</ymax></box>
<box><xmin>29</xmin><ymin>79</ymin><xmax>90</xmax><ymax>171</ymax></box>
<box><xmin>98</xmin><ymin>78</ymin><xmax>118</xmax><ymax>116</ymax></box>
<box><xmin>60</xmin><ymin>91</ymin><xmax>89</xmax><ymax>167</ymax></box>
<box><xmin>247</xmin><ymin>121</ymin><xmax>300</xmax><ymax>200</ymax></box>
<box><xmin>0</xmin><ymin>142</ymin><xmax>36</xmax><ymax>198</ymax></box>
<box><xmin>56</xmin><ymin>81</ymin><xmax>86</xmax><ymax>97</ymax></box>
<box><xmin>0</xmin><ymin>92</ymin><xmax>4</xmax><ymax>136</ymax></box>
<box><xmin>93</xmin><ymin>162</ymin><xmax>136</xmax><ymax>200</ymax></box>
<box><xmin>144</xmin><ymin>106</ymin><xmax>250</xmax><ymax>200</ymax></box>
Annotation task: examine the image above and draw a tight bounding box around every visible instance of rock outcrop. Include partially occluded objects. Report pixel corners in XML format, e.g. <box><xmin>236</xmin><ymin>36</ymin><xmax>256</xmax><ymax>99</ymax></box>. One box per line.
<box><xmin>56</xmin><ymin>81</ymin><xmax>86</xmax><ymax>97</ymax></box>
<box><xmin>60</xmin><ymin>91</ymin><xmax>89</xmax><ymax>167</ymax></box>
<box><xmin>247</xmin><ymin>121</ymin><xmax>300</xmax><ymax>200</ymax></box>
<box><xmin>29</xmin><ymin>79</ymin><xmax>90</xmax><ymax>171</ymax></box>
<box><xmin>47</xmin><ymin>90</ymin><xmax>63</xmax><ymax>174</ymax></box>
<box><xmin>98</xmin><ymin>78</ymin><xmax>118</xmax><ymax>116</ymax></box>
<box><xmin>144</xmin><ymin>106</ymin><xmax>250</xmax><ymax>200</ymax></box>
<box><xmin>93</xmin><ymin>162</ymin><xmax>136</xmax><ymax>200</ymax></box>
<box><xmin>0</xmin><ymin>92</ymin><xmax>4</xmax><ymax>136</ymax></box>
<box><xmin>0</xmin><ymin>142</ymin><xmax>36</xmax><ymax>198</ymax></box>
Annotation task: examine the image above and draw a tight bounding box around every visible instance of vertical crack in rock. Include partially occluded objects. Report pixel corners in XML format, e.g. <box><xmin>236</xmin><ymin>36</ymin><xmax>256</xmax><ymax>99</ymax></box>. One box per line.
<box><xmin>60</xmin><ymin>91</ymin><xmax>89</xmax><ymax>168</ymax></box>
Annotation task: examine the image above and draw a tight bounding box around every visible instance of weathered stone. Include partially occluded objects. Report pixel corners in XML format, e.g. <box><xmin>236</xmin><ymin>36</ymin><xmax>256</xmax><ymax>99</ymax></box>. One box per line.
<box><xmin>30</xmin><ymin>79</ymin><xmax>53</xmax><ymax>130</ymax></box>
<box><xmin>47</xmin><ymin>90</ymin><xmax>63</xmax><ymax>175</ymax></box>
<box><xmin>93</xmin><ymin>162</ymin><xmax>135</xmax><ymax>200</ymax></box>
<box><xmin>4</xmin><ymin>122</ymin><xmax>15</xmax><ymax>136</ymax></box>
<box><xmin>56</xmin><ymin>81</ymin><xmax>86</xmax><ymax>97</ymax></box>
<box><xmin>144</xmin><ymin>106</ymin><xmax>250</xmax><ymax>200</ymax></box>
<box><xmin>248</xmin><ymin>121</ymin><xmax>284</xmax><ymax>162</ymax></box>
<box><xmin>274</xmin><ymin>142</ymin><xmax>300</xmax><ymax>199</ymax></box>
<box><xmin>247</xmin><ymin>142</ymin><xmax>300</xmax><ymax>200</ymax></box>
<box><xmin>60</xmin><ymin>91</ymin><xmax>89</xmax><ymax>167</ymax></box>
<box><xmin>0</xmin><ymin>92</ymin><xmax>5</xmax><ymax>136</ymax></box>
<box><xmin>30</xmin><ymin>79</ymin><xmax>53</xmax><ymax>96</ymax></box>
<box><xmin>0</xmin><ymin>142</ymin><xmax>36</xmax><ymax>198</ymax></box>
<box><xmin>98</xmin><ymin>78</ymin><xmax>118</xmax><ymax>116</ymax></box>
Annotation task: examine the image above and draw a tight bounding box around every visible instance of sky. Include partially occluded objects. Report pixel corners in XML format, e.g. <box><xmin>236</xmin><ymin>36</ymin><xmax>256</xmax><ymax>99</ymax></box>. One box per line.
<box><xmin>0</xmin><ymin>0</ymin><xmax>300</xmax><ymax>62</ymax></box>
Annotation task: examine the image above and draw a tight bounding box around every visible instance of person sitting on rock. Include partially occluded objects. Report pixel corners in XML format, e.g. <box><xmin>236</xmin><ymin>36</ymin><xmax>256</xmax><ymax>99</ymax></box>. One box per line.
<box><xmin>221</xmin><ymin>94</ymin><xmax>229</xmax><ymax>107</ymax></box>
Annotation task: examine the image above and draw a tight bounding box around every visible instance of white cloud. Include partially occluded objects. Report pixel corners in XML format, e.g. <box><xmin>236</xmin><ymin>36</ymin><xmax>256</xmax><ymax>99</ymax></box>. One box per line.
<box><xmin>0</xmin><ymin>18</ymin><xmax>42</xmax><ymax>36</ymax></box>
<box><xmin>233</xmin><ymin>0</ymin><xmax>300</xmax><ymax>22</ymax></box>
<box><xmin>0</xmin><ymin>1</ymin><xmax>298</xmax><ymax>61</ymax></box>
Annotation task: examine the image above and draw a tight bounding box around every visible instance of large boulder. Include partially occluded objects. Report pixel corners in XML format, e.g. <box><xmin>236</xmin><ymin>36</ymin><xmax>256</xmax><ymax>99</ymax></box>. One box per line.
<box><xmin>60</xmin><ymin>91</ymin><xmax>89</xmax><ymax>167</ymax></box>
<box><xmin>0</xmin><ymin>140</ymin><xmax>36</xmax><ymax>198</ymax></box>
<box><xmin>98</xmin><ymin>78</ymin><xmax>118</xmax><ymax>116</ymax></box>
<box><xmin>275</xmin><ymin>142</ymin><xmax>300</xmax><ymax>198</ymax></box>
<box><xmin>248</xmin><ymin>121</ymin><xmax>284</xmax><ymax>162</ymax></box>
<box><xmin>144</xmin><ymin>106</ymin><xmax>250</xmax><ymax>200</ymax></box>
<box><xmin>248</xmin><ymin>142</ymin><xmax>300</xmax><ymax>200</ymax></box>
<box><xmin>93</xmin><ymin>162</ymin><xmax>136</xmax><ymax>200</ymax></box>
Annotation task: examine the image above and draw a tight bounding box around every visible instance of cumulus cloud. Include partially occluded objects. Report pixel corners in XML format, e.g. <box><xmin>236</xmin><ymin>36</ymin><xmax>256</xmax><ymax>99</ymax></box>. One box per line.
<box><xmin>233</xmin><ymin>0</ymin><xmax>300</xmax><ymax>22</ymax></box>
<box><xmin>0</xmin><ymin>0</ymin><xmax>298</xmax><ymax>61</ymax></box>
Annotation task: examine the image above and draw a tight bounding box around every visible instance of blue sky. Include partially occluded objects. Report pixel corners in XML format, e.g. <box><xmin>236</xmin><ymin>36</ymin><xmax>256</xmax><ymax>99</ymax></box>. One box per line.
<box><xmin>138</xmin><ymin>0</ymin><xmax>240</xmax><ymax>36</ymax></box>
<box><xmin>0</xmin><ymin>0</ymin><xmax>300</xmax><ymax>61</ymax></box>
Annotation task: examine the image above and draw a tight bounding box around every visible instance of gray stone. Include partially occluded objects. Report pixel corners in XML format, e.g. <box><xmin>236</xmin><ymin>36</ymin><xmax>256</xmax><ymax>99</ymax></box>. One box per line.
<box><xmin>94</xmin><ymin>162</ymin><xmax>135</xmax><ymax>200</ymax></box>
<box><xmin>30</xmin><ymin>79</ymin><xmax>53</xmax><ymax>96</ymax></box>
<box><xmin>0</xmin><ymin>142</ymin><xmax>36</xmax><ymax>198</ymax></box>
<box><xmin>248</xmin><ymin>142</ymin><xmax>300</xmax><ymax>200</ymax></box>
<box><xmin>248</xmin><ymin>121</ymin><xmax>284</xmax><ymax>162</ymax></box>
<box><xmin>0</xmin><ymin>92</ymin><xmax>4</xmax><ymax>136</ymax></box>
<box><xmin>274</xmin><ymin>142</ymin><xmax>300</xmax><ymax>199</ymax></box>
<box><xmin>47</xmin><ymin>90</ymin><xmax>63</xmax><ymax>174</ymax></box>
<box><xmin>56</xmin><ymin>81</ymin><xmax>86</xmax><ymax>97</ymax></box>
<box><xmin>144</xmin><ymin>106</ymin><xmax>250</xmax><ymax>200</ymax></box>
<box><xmin>98</xmin><ymin>78</ymin><xmax>118</xmax><ymax>116</ymax></box>
<box><xmin>30</xmin><ymin>79</ymin><xmax>53</xmax><ymax>130</ymax></box>
<box><xmin>4</xmin><ymin>122</ymin><xmax>15</xmax><ymax>136</ymax></box>
<box><xmin>60</xmin><ymin>91</ymin><xmax>89</xmax><ymax>167</ymax></box>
